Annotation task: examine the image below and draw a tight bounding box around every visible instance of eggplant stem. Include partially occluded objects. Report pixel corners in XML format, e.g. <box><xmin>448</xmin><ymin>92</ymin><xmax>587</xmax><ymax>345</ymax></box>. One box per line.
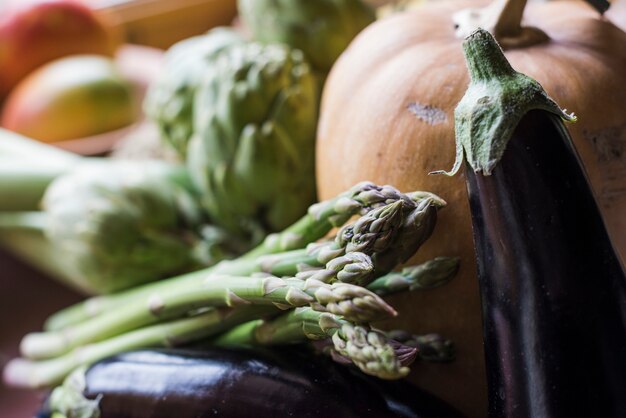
<box><xmin>433</xmin><ymin>29</ymin><xmax>575</xmax><ymax>177</ymax></box>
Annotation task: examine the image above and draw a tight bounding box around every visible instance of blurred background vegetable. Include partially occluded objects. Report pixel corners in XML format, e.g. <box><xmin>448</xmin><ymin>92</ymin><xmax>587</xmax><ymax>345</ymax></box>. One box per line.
<box><xmin>0</xmin><ymin>160</ymin><xmax>244</xmax><ymax>294</ymax></box>
<box><xmin>237</xmin><ymin>0</ymin><xmax>375</xmax><ymax>74</ymax></box>
<box><xmin>1</xmin><ymin>55</ymin><xmax>137</xmax><ymax>143</ymax></box>
<box><xmin>143</xmin><ymin>27</ymin><xmax>244</xmax><ymax>157</ymax></box>
<box><xmin>0</xmin><ymin>0</ymin><xmax>119</xmax><ymax>99</ymax></box>
<box><xmin>187</xmin><ymin>41</ymin><xmax>319</xmax><ymax>241</ymax></box>
<box><xmin>0</xmin><ymin>130</ymin><xmax>255</xmax><ymax>294</ymax></box>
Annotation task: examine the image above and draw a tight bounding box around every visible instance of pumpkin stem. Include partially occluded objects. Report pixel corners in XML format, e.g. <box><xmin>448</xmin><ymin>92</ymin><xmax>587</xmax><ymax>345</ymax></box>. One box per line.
<box><xmin>453</xmin><ymin>0</ymin><xmax>549</xmax><ymax>49</ymax></box>
<box><xmin>431</xmin><ymin>29</ymin><xmax>575</xmax><ymax>177</ymax></box>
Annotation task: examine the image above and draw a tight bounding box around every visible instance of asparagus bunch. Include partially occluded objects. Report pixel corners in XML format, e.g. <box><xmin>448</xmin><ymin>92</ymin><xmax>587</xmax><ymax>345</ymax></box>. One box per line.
<box><xmin>43</xmin><ymin>181</ymin><xmax>440</xmax><ymax>330</ymax></box>
<box><xmin>3</xmin><ymin>183</ymin><xmax>458</xmax><ymax>387</ymax></box>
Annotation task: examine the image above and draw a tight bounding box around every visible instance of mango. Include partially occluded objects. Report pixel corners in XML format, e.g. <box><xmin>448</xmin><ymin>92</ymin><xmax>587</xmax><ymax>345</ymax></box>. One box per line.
<box><xmin>1</xmin><ymin>55</ymin><xmax>137</xmax><ymax>143</ymax></box>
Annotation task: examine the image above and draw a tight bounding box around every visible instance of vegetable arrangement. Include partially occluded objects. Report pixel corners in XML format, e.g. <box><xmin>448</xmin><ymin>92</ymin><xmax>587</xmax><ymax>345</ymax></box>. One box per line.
<box><xmin>4</xmin><ymin>181</ymin><xmax>458</xmax><ymax>390</ymax></box>
<box><xmin>4</xmin><ymin>1</ymin><xmax>624</xmax><ymax>417</ymax></box>
<box><xmin>316</xmin><ymin>0</ymin><xmax>626</xmax><ymax>413</ymax></box>
<box><xmin>0</xmin><ymin>1</ymin><xmax>469</xmax><ymax>417</ymax></box>
<box><xmin>1</xmin><ymin>0</ymin><xmax>366</xmax><ymax>293</ymax></box>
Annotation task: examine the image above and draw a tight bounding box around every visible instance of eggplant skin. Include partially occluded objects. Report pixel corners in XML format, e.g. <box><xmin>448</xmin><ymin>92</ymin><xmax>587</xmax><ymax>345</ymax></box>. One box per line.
<box><xmin>466</xmin><ymin>111</ymin><xmax>626</xmax><ymax>418</ymax></box>
<box><xmin>43</xmin><ymin>347</ymin><xmax>465</xmax><ymax>418</ymax></box>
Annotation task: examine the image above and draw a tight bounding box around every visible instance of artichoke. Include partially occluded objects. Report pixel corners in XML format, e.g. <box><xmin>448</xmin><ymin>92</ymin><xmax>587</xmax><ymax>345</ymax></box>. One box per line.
<box><xmin>143</xmin><ymin>27</ymin><xmax>244</xmax><ymax>157</ymax></box>
<box><xmin>187</xmin><ymin>42</ymin><xmax>318</xmax><ymax>241</ymax></box>
<box><xmin>237</xmin><ymin>0</ymin><xmax>375</xmax><ymax>73</ymax></box>
<box><xmin>43</xmin><ymin>161</ymin><xmax>237</xmax><ymax>294</ymax></box>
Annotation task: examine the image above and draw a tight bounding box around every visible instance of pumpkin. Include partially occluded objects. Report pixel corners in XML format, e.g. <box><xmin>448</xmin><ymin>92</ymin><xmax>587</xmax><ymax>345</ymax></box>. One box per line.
<box><xmin>316</xmin><ymin>0</ymin><xmax>626</xmax><ymax>417</ymax></box>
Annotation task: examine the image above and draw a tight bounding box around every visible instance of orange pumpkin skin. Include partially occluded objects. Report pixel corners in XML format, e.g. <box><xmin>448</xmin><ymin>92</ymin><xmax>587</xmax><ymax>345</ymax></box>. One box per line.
<box><xmin>316</xmin><ymin>1</ymin><xmax>626</xmax><ymax>417</ymax></box>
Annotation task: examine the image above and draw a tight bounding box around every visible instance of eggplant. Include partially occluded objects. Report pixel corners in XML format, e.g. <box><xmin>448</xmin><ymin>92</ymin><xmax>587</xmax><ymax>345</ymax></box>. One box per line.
<box><xmin>42</xmin><ymin>347</ymin><xmax>465</xmax><ymax>418</ymax></box>
<box><xmin>453</xmin><ymin>31</ymin><xmax>626</xmax><ymax>417</ymax></box>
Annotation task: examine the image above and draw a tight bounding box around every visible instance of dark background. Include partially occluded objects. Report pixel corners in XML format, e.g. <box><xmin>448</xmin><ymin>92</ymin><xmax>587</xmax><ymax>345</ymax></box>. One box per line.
<box><xmin>0</xmin><ymin>249</ymin><xmax>82</xmax><ymax>418</ymax></box>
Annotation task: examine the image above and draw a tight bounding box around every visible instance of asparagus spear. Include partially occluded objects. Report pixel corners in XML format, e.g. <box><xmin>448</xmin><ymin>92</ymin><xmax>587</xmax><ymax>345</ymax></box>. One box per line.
<box><xmin>23</xmin><ymin>197</ymin><xmax>424</xmax><ymax>359</ymax></box>
<box><xmin>21</xmin><ymin>274</ymin><xmax>395</xmax><ymax>360</ymax></box>
<box><xmin>4</xmin><ymin>306</ymin><xmax>274</xmax><ymax>389</ymax></box>
<box><xmin>45</xmin><ymin>186</ymin><xmax>443</xmax><ymax>331</ymax></box>
<box><xmin>24</xmin><ymin>254</ymin><xmax>460</xmax><ymax>361</ymax></box>
<box><xmin>212</xmin><ymin>307</ymin><xmax>415</xmax><ymax>380</ymax></box>
<box><xmin>367</xmin><ymin>256</ymin><xmax>460</xmax><ymax>295</ymax></box>
<box><xmin>243</xmin><ymin>181</ymin><xmax>424</xmax><ymax>257</ymax></box>
<box><xmin>4</xmin><ymin>251</ymin><xmax>458</xmax><ymax>388</ymax></box>
<box><xmin>212</xmin><ymin>259</ymin><xmax>461</xmax><ymax>376</ymax></box>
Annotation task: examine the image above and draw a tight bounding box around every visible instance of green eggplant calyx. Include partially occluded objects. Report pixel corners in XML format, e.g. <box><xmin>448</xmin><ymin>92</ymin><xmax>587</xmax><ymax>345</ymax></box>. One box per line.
<box><xmin>431</xmin><ymin>28</ymin><xmax>576</xmax><ymax>177</ymax></box>
<box><xmin>49</xmin><ymin>367</ymin><xmax>101</xmax><ymax>418</ymax></box>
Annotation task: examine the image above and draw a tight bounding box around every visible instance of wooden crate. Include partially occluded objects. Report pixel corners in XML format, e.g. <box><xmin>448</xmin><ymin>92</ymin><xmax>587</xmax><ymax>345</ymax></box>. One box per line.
<box><xmin>92</xmin><ymin>0</ymin><xmax>238</xmax><ymax>49</ymax></box>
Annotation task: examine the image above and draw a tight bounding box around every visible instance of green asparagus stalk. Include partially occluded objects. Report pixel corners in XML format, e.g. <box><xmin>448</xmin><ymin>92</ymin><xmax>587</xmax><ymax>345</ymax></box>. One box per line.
<box><xmin>366</xmin><ymin>256</ymin><xmax>460</xmax><ymax>295</ymax></box>
<box><xmin>21</xmin><ymin>273</ymin><xmax>395</xmax><ymax>360</ymax></box>
<box><xmin>293</xmin><ymin>252</ymin><xmax>375</xmax><ymax>285</ymax></box>
<box><xmin>213</xmin><ymin>307</ymin><xmax>415</xmax><ymax>380</ymax></box>
<box><xmin>4</xmin><ymin>254</ymin><xmax>458</xmax><ymax>388</ymax></box>
<box><xmin>268</xmin><ymin>195</ymin><xmax>444</xmax><ymax>285</ymax></box>
<box><xmin>243</xmin><ymin>181</ymin><xmax>420</xmax><ymax>257</ymax></box>
<box><xmin>4</xmin><ymin>306</ymin><xmax>275</xmax><ymax>389</ymax></box>
<box><xmin>28</xmin><ymin>253</ymin><xmax>459</xmax><ymax>360</ymax></box>
<box><xmin>370</xmin><ymin>196</ymin><xmax>442</xmax><ymax>275</ymax></box>
<box><xmin>45</xmin><ymin>187</ymin><xmax>443</xmax><ymax>331</ymax></box>
<box><xmin>261</xmin><ymin>199</ymin><xmax>407</xmax><ymax>277</ymax></box>
<box><xmin>41</xmin><ymin>248</ymin><xmax>322</xmax><ymax>332</ymax></box>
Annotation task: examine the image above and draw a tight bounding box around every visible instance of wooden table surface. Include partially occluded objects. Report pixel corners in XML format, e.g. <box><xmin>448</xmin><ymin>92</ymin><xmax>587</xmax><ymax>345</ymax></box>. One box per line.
<box><xmin>0</xmin><ymin>249</ymin><xmax>83</xmax><ymax>418</ymax></box>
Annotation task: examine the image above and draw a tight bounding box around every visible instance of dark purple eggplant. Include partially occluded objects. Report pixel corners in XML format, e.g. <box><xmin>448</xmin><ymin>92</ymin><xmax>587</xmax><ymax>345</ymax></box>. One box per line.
<box><xmin>451</xmin><ymin>30</ymin><xmax>626</xmax><ymax>417</ymax></box>
<box><xmin>42</xmin><ymin>347</ymin><xmax>465</xmax><ymax>418</ymax></box>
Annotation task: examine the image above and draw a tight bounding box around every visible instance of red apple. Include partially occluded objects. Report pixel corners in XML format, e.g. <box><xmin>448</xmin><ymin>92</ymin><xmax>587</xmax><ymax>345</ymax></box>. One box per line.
<box><xmin>0</xmin><ymin>0</ymin><xmax>119</xmax><ymax>98</ymax></box>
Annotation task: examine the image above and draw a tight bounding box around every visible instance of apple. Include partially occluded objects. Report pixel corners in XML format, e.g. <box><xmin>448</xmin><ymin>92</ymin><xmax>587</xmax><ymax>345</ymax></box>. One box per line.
<box><xmin>1</xmin><ymin>55</ymin><xmax>137</xmax><ymax>143</ymax></box>
<box><xmin>0</xmin><ymin>0</ymin><xmax>118</xmax><ymax>98</ymax></box>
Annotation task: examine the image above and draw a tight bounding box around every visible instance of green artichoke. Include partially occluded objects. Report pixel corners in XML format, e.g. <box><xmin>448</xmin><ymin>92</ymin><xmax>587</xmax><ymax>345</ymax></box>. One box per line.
<box><xmin>187</xmin><ymin>42</ymin><xmax>318</xmax><ymax>241</ymax></box>
<box><xmin>237</xmin><ymin>0</ymin><xmax>375</xmax><ymax>73</ymax></box>
<box><xmin>43</xmin><ymin>161</ymin><xmax>237</xmax><ymax>294</ymax></box>
<box><xmin>143</xmin><ymin>27</ymin><xmax>244</xmax><ymax>157</ymax></box>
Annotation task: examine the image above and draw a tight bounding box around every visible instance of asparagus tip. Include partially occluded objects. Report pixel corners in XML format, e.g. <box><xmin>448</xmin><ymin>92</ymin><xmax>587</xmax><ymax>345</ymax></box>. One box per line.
<box><xmin>3</xmin><ymin>358</ymin><xmax>36</xmax><ymax>388</ymax></box>
<box><xmin>20</xmin><ymin>332</ymin><xmax>66</xmax><ymax>360</ymax></box>
<box><xmin>407</xmin><ymin>191</ymin><xmax>447</xmax><ymax>208</ymax></box>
